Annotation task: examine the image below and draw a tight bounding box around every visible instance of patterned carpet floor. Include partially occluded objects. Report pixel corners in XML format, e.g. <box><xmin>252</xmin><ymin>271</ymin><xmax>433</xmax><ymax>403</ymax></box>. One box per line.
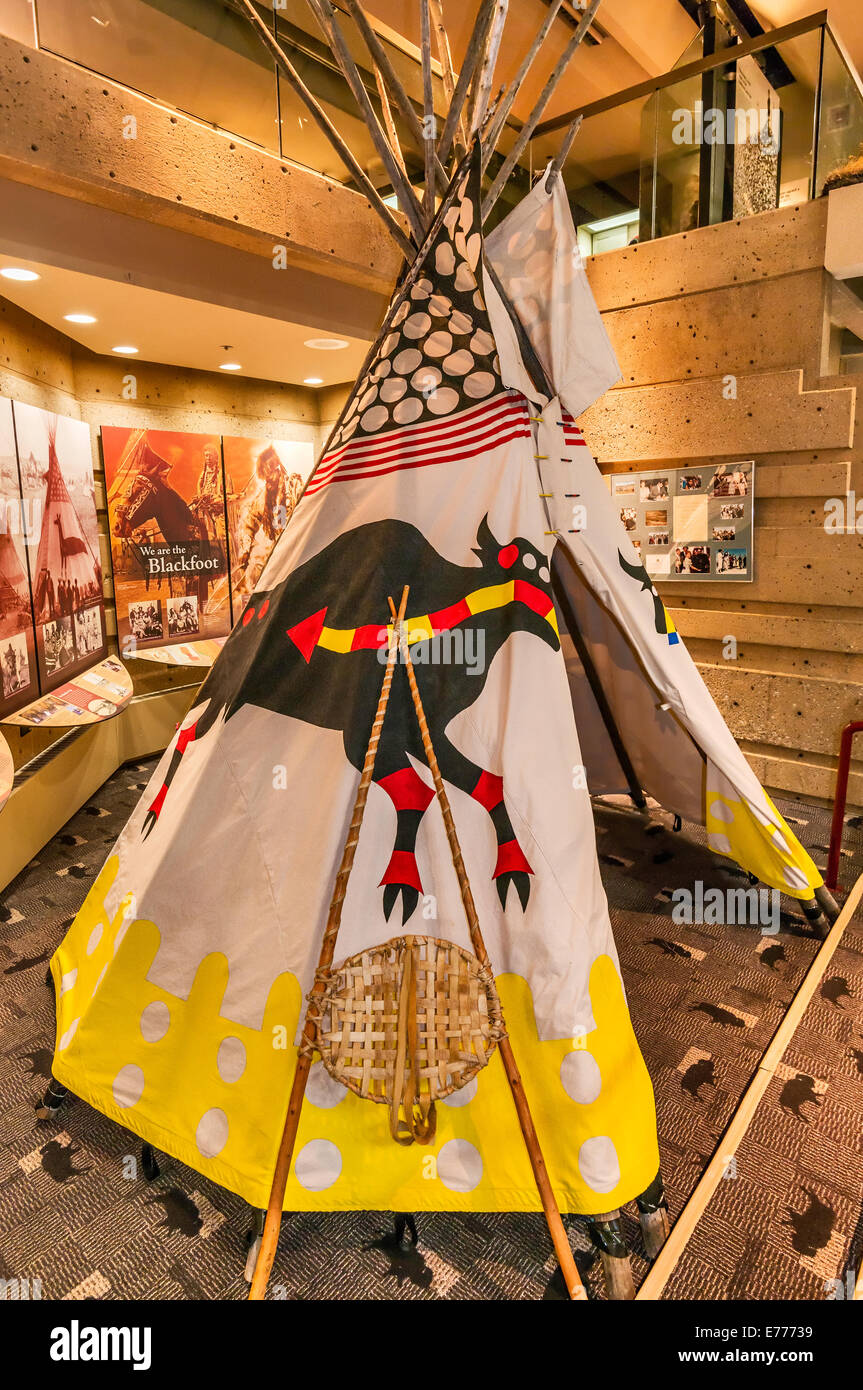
<box><xmin>0</xmin><ymin>758</ymin><xmax>861</xmax><ymax>1301</ymax></box>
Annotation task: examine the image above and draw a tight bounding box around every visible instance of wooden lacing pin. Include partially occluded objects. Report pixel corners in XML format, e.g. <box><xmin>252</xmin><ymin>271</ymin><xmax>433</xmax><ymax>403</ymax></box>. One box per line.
<box><xmin>530</xmin><ymin>415</ymin><xmax>545</xmax><ymax>423</ymax></box>
<box><xmin>564</xmin><ymin>493</ymin><xmax>580</xmax><ymax>498</ymax></box>
<box><xmin>538</xmin><ymin>492</ymin><xmax>554</xmax><ymax>499</ymax></box>
<box><xmin>544</xmin><ymin>529</ymin><xmax>559</xmax><ymax>537</ymax></box>
<box><xmin>534</xmin><ymin>454</ymin><xmax>548</xmax><ymax>461</ymax></box>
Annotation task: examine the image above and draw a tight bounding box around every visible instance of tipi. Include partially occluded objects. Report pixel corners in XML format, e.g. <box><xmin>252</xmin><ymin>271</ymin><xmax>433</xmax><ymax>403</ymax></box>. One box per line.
<box><xmin>0</xmin><ymin>528</ymin><xmax>29</xmax><ymax>618</ymax></box>
<box><xmin>32</xmin><ymin>417</ymin><xmax>100</xmax><ymax>620</ymax></box>
<box><xmin>46</xmin><ymin>0</ymin><xmax>828</xmax><ymax>1304</ymax></box>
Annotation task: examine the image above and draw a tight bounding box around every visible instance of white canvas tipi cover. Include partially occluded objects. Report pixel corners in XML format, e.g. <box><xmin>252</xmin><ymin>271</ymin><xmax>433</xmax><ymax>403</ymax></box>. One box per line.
<box><xmin>52</xmin><ymin>155</ymin><xmax>660</xmax><ymax>1216</ymax></box>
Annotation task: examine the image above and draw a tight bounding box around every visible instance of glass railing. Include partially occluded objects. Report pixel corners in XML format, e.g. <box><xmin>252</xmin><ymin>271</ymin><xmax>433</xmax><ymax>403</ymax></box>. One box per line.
<box><xmin>525</xmin><ymin>10</ymin><xmax>863</xmax><ymax>254</ymax></box>
<box><xmin>13</xmin><ymin>4</ymin><xmax>863</xmax><ymax>250</ymax></box>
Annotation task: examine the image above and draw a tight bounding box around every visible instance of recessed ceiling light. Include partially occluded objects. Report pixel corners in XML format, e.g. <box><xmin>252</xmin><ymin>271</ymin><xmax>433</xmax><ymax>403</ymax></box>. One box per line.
<box><xmin>1</xmin><ymin>267</ymin><xmax>40</xmax><ymax>282</ymax></box>
<box><xmin>219</xmin><ymin>362</ymin><xmax>242</xmax><ymax>371</ymax></box>
<box><xmin>304</xmin><ymin>337</ymin><xmax>349</xmax><ymax>351</ymax></box>
<box><xmin>304</xmin><ymin>377</ymin><xmax>324</xmax><ymax>386</ymax></box>
<box><xmin>112</xmin><ymin>344</ymin><xmax>139</xmax><ymax>354</ymax></box>
<box><xmin>64</xmin><ymin>313</ymin><xmax>97</xmax><ymax>324</ymax></box>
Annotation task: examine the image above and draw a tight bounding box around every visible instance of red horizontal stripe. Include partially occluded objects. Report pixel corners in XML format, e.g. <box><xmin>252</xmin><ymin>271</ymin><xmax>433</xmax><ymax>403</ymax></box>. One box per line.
<box><xmin>316</xmin><ymin>396</ymin><xmax>527</xmax><ymax>481</ymax></box>
<box><xmin>307</xmin><ymin>423</ymin><xmax>531</xmax><ymax>494</ymax></box>
<box><xmin>312</xmin><ymin>407</ymin><xmax>529</xmax><ymax>489</ymax></box>
<box><xmin>308</xmin><ymin>412</ymin><xmax>530</xmax><ymax>495</ymax></box>
<box><xmin>323</xmin><ymin>393</ymin><xmax>525</xmax><ymax>470</ymax></box>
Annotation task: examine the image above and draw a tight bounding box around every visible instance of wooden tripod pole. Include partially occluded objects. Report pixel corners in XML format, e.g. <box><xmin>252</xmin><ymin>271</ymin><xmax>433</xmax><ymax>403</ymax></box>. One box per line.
<box><xmin>249</xmin><ymin>587</ymin><xmax>410</xmax><ymax>1301</ymax></box>
<box><xmin>390</xmin><ymin>600</ymin><xmax>587</xmax><ymax>1302</ymax></box>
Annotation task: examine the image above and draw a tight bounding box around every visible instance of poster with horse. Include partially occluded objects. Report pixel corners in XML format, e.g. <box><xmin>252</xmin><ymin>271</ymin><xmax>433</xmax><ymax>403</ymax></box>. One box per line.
<box><xmin>102</xmin><ymin>427</ymin><xmax>232</xmax><ymax>654</ymax></box>
<box><xmin>12</xmin><ymin>402</ymin><xmax>107</xmax><ymax>696</ymax></box>
<box><xmin>0</xmin><ymin>397</ymin><xmax>39</xmax><ymax>719</ymax></box>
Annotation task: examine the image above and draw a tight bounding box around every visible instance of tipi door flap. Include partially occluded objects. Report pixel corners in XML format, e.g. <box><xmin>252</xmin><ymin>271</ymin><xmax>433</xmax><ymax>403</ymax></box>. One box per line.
<box><xmin>554</xmin><ymin>544</ymin><xmax>706</xmax><ymax>824</ymax></box>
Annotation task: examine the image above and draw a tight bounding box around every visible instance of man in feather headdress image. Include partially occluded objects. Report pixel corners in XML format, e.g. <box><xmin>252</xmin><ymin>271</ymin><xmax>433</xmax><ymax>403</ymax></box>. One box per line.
<box><xmin>233</xmin><ymin>443</ymin><xmax>304</xmax><ymax>594</ymax></box>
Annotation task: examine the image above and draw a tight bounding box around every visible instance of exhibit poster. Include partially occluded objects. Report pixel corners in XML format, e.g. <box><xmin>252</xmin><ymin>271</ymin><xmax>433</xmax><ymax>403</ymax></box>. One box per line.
<box><xmin>222</xmin><ymin>435</ymin><xmax>314</xmax><ymax>614</ymax></box>
<box><xmin>102</xmin><ymin>427</ymin><xmax>231</xmax><ymax>652</ymax></box>
<box><xmin>12</xmin><ymin>402</ymin><xmax>108</xmax><ymax>694</ymax></box>
<box><xmin>0</xmin><ymin>398</ymin><xmax>39</xmax><ymax>720</ymax></box>
<box><xmin>611</xmin><ymin>461</ymin><xmax>754</xmax><ymax>581</ymax></box>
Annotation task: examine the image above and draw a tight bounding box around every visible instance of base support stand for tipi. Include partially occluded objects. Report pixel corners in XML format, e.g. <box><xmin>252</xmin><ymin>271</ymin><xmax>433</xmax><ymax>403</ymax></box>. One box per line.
<box><xmin>636</xmin><ymin>1171</ymin><xmax>670</xmax><ymax>1261</ymax></box>
<box><xmin>35</xmin><ymin>1078</ymin><xmax>68</xmax><ymax>1121</ymax></box>
<box><xmin>587</xmin><ymin>1209</ymin><xmax>635</xmax><ymax>1300</ymax></box>
<box><xmin>244</xmin><ymin>1210</ymin><xmax>267</xmax><ymax>1284</ymax></box>
<box><xmin>394</xmin><ymin>1212</ymin><xmax>418</xmax><ymax>1252</ymax></box>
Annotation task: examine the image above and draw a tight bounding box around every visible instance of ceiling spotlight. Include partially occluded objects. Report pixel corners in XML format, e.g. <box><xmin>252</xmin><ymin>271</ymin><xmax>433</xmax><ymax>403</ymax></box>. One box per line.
<box><xmin>112</xmin><ymin>344</ymin><xmax>139</xmax><ymax>354</ymax></box>
<box><xmin>1</xmin><ymin>267</ymin><xmax>40</xmax><ymax>282</ymax></box>
<box><xmin>304</xmin><ymin>377</ymin><xmax>324</xmax><ymax>386</ymax></box>
<box><xmin>65</xmin><ymin>313</ymin><xmax>97</xmax><ymax>324</ymax></box>
<box><xmin>304</xmin><ymin>337</ymin><xmax>349</xmax><ymax>351</ymax></box>
<box><xmin>219</xmin><ymin>362</ymin><xmax>242</xmax><ymax>371</ymax></box>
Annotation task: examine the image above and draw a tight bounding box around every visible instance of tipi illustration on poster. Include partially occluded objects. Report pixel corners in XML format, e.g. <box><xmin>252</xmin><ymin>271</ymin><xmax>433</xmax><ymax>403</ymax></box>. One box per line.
<box><xmin>12</xmin><ymin>403</ymin><xmax>108</xmax><ymax>694</ymax></box>
<box><xmin>0</xmin><ymin>398</ymin><xmax>38</xmax><ymax>719</ymax></box>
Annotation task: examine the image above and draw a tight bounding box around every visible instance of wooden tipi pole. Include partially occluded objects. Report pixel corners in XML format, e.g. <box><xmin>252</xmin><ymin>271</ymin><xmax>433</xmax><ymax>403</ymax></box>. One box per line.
<box><xmin>419</xmin><ymin>0</ymin><xmax>436</xmax><ymax>217</ymax></box>
<box><xmin>483</xmin><ymin>0</ymin><xmax>603</xmax><ymax>221</ymax></box>
<box><xmin>437</xmin><ymin>0</ymin><xmax>496</xmax><ymax>166</ymax></box>
<box><xmin>390</xmin><ymin>600</ymin><xmax>587</xmax><ymax>1302</ymax></box>
<box><xmin>469</xmin><ymin>0</ymin><xmax>509</xmax><ymax>136</ymax></box>
<box><xmin>234</xmin><ymin>0</ymin><xmax>412</xmax><ymax>256</ymax></box>
<box><xmin>482</xmin><ymin>0</ymin><xmax>564</xmax><ymax>169</ymax></box>
<box><xmin>428</xmin><ymin>0</ymin><xmax>466</xmax><ymax>154</ymax></box>
<box><xmin>248</xmin><ymin>588</ymin><xmax>411</xmax><ymax>1301</ymax></box>
<box><xmin>342</xmin><ymin>0</ymin><xmax>448</xmax><ymax>192</ymax></box>
<box><xmin>305</xmin><ymin>0</ymin><xmax>426</xmax><ymax>241</ymax></box>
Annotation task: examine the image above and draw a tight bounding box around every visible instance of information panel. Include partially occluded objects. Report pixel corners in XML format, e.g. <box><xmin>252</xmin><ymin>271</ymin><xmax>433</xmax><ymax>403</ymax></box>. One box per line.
<box><xmin>609</xmin><ymin>461</ymin><xmax>754</xmax><ymax>582</ymax></box>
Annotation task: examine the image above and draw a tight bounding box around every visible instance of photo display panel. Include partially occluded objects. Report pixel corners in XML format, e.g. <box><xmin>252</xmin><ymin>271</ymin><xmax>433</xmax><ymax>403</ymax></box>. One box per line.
<box><xmin>222</xmin><ymin>435</ymin><xmax>315</xmax><ymax>618</ymax></box>
<box><xmin>0</xmin><ymin>398</ymin><xmax>39</xmax><ymax>718</ymax></box>
<box><xmin>610</xmin><ymin>461</ymin><xmax>754</xmax><ymax>582</ymax></box>
<box><xmin>12</xmin><ymin>402</ymin><xmax>109</xmax><ymax>694</ymax></box>
<box><xmin>102</xmin><ymin>427</ymin><xmax>232</xmax><ymax>653</ymax></box>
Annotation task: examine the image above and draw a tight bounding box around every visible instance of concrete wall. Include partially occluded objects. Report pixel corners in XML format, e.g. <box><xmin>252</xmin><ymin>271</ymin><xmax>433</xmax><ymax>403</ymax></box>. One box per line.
<box><xmin>582</xmin><ymin>197</ymin><xmax>863</xmax><ymax>808</ymax></box>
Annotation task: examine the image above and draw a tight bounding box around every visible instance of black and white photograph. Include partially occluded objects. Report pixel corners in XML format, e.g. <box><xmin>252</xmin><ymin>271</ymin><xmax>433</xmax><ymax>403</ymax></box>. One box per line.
<box><xmin>167</xmin><ymin>595</ymin><xmax>200</xmax><ymax>637</ymax></box>
<box><xmin>128</xmin><ymin>599</ymin><xmax>164</xmax><ymax>642</ymax></box>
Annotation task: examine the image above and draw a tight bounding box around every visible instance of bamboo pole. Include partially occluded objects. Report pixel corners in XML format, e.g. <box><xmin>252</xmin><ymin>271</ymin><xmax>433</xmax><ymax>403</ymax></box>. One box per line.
<box><xmin>482</xmin><ymin>0</ymin><xmax>603</xmax><ymax>222</ymax></box>
<box><xmin>469</xmin><ymin>0</ymin><xmax>509</xmax><ymax>137</ymax></box>
<box><xmin>419</xmin><ymin>0</ymin><xmax>435</xmax><ymax>218</ymax></box>
<box><xmin>637</xmin><ymin>869</ymin><xmax>863</xmax><ymax>1301</ymax></box>
<box><xmin>391</xmin><ymin>598</ymin><xmax>587</xmax><ymax>1302</ymax></box>
<box><xmin>234</xmin><ymin>0</ymin><xmax>412</xmax><ymax>257</ymax></box>
<box><xmin>342</xmin><ymin>0</ymin><xmax>448</xmax><ymax>192</ymax></box>
<box><xmin>305</xmin><ymin>0</ymin><xmax>426</xmax><ymax>242</ymax></box>
<box><xmin>248</xmin><ymin>588</ymin><xmax>411</xmax><ymax>1301</ymax></box>
<box><xmin>482</xmin><ymin>0</ymin><xmax>564</xmax><ymax>170</ymax></box>
<box><xmin>437</xmin><ymin>0</ymin><xmax>496</xmax><ymax>167</ymax></box>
